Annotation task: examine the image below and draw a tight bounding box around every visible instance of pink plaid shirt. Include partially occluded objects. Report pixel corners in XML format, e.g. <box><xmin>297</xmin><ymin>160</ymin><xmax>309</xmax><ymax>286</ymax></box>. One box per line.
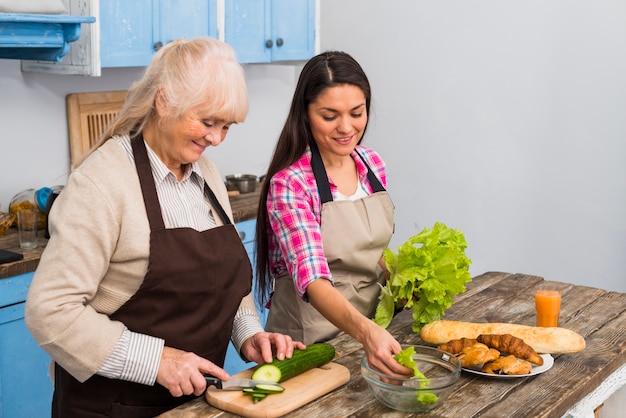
<box><xmin>267</xmin><ymin>145</ymin><xmax>388</xmax><ymax>299</ymax></box>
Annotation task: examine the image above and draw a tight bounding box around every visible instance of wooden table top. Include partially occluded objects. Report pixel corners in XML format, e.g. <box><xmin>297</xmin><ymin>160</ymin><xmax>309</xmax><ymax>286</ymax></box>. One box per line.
<box><xmin>160</xmin><ymin>271</ymin><xmax>626</xmax><ymax>418</ymax></box>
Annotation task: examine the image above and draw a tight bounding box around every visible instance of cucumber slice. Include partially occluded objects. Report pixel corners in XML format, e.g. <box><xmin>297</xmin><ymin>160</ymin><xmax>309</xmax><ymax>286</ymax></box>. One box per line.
<box><xmin>242</xmin><ymin>390</ymin><xmax>269</xmax><ymax>402</ymax></box>
<box><xmin>252</xmin><ymin>364</ymin><xmax>282</xmax><ymax>383</ymax></box>
<box><xmin>254</xmin><ymin>384</ymin><xmax>285</xmax><ymax>393</ymax></box>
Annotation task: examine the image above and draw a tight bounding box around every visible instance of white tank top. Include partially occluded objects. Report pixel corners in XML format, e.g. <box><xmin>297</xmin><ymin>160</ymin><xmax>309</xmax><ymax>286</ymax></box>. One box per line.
<box><xmin>335</xmin><ymin>177</ymin><xmax>369</xmax><ymax>201</ymax></box>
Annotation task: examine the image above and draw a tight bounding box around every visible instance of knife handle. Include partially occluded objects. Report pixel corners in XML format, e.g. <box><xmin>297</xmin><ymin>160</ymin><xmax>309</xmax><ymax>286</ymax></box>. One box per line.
<box><xmin>203</xmin><ymin>374</ymin><xmax>223</xmax><ymax>389</ymax></box>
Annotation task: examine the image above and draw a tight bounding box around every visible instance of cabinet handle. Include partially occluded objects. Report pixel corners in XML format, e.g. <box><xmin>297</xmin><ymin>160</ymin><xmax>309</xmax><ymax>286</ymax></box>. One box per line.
<box><xmin>239</xmin><ymin>231</ymin><xmax>246</xmax><ymax>241</ymax></box>
<box><xmin>276</xmin><ymin>38</ymin><xmax>284</xmax><ymax>47</ymax></box>
<box><xmin>154</xmin><ymin>41</ymin><xmax>163</xmax><ymax>51</ymax></box>
<box><xmin>265</xmin><ymin>39</ymin><xmax>273</xmax><ymax>48</ymax></box>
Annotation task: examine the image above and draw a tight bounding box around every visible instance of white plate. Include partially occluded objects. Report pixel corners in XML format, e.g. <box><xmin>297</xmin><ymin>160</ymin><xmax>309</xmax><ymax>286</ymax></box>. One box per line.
<box><xmin>462</xmin><ymin>354</ymin><xmax>554</xmax><ymax>379</ymax></box>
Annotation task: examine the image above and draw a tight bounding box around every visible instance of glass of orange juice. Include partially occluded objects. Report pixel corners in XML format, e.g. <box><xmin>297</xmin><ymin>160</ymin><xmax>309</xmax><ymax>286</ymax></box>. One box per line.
<box><xmin>535</xmin><ymin>285</ymin><xmax>561</xmax><ymax>327</ymax></box>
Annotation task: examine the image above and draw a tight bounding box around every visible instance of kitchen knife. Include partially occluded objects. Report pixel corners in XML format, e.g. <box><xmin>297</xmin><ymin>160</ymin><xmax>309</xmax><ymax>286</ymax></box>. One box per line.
<box><xmin>204</xmin><ymin>375</ymin><xmax>284</xmax><ymax>391</ymax></box>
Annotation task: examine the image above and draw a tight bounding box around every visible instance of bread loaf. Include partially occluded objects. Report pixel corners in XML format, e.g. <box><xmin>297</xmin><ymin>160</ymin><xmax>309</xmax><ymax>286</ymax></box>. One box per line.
<box><xmin>420</xmin><ymin>320</ymin><xmax>585</xmax><ymax>354</ymax></box>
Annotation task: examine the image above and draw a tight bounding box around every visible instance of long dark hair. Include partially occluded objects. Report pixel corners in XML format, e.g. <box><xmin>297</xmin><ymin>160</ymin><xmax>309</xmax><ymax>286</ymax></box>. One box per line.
<box><xmin>255</xmin><ymin>51</ymin><xmax>372</xmax><ymax>306</ymax></box>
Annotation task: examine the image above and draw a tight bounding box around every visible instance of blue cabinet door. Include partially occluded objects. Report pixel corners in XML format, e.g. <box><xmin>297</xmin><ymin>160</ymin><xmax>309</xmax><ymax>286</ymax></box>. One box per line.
<box><xmin>101</xmin><ymin>0</ymin><xmax>218</xmax><ymax>68</ymax></box>
<box><xmin>225</xmin><ymin>0</ymin><xmax>271</xmax><ymax>63</ymax></box>
<box><xmin>159</xmin><ymin>0</ymin><xmax>218</xmax><ymax>46</ymax></box>
<box><xmin>225</xmin><ymin>0</ymin><xmax>315</xmax><ymax>64</ymax></box>
<box><xmin>270</xmin><ymin>0</ymin><xmax>315</xmax><ymax>62</ymax></box>
<box><xmin>100</xmin><ymin>0</ymin><xmax>156</xmax><ymax>68</ymax></box>
<box><xmin>0</xmin><ymin>273</ymin><xmax>53</xmax><ymax>418</ymax></box>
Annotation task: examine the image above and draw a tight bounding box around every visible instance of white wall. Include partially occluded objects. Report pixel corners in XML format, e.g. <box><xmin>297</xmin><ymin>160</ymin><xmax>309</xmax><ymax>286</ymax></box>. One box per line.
<box><xmin>319</xmin><ymin>0</ymin><xmax>626</xmax><ymax>293</ymax></box>
<box><xmin>0</xmin><ymin>60</ymin><xmax>143</xmax><ymax>205</ymax></box>
<box><xmin>1</xmin><ymin>0</ymin><xmax>624</xmax><ymax>294</ymax></box>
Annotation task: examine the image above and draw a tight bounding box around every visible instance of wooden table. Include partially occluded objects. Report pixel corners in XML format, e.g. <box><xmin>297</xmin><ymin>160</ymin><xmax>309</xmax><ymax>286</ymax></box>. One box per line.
<box><xmin>160</xmin><ymin>272</ymin><xmax>626</xmax><ymax>418</ymax></box>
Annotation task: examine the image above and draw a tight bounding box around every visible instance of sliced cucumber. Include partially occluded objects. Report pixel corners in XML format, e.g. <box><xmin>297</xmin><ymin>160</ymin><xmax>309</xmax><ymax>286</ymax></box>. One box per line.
<box><xmin>242</xmin><ymin>389</ymin><xmax>272</xmax><ymax>403</ymax></box>
<box><xmin>254</xmin><ymin>384</ymin><xmax>285</xmax><ymax>393</ymax></box>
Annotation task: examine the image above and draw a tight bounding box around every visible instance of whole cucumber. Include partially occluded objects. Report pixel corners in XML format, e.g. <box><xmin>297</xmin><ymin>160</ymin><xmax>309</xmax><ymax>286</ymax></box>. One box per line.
<box><xmin>251</xmin><ymin>343</ymin><xmax>336</xmax><ymax>383</ymax></box>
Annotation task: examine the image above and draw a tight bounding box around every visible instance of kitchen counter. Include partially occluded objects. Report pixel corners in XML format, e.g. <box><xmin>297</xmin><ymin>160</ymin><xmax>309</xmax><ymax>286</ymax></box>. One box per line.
<box><xmin>0</xmin><ymin>185</ymin><xmax>261</xmax><ymax>280</ymax></box>
<box><xmin>0</xmin><ymin>228</ymin><xmax>47</xmax><ymax>279</ymax></box>
<box><xmin>160</xmin><ymin>272</ymin><xmax>626</xmax><ymax>418</ymax></box>
<box><xmin>227</xmin><ymin>186</ymin><xmax>262</xmax><ymax>226</ymax></box>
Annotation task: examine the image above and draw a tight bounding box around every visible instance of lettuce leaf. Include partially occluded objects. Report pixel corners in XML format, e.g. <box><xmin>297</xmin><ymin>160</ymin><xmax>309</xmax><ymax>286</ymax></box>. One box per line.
<box><xmin>394</xmin><ymin>346</ymin><xmax>438</xmax><ymax>404</ymax></box>
<box><xmin>394</xmin><ymin>346</ymin><xmax>426</xmax><ymax>379</ymax></box>
<box><xmin>374</xmin><ymin>222</ymin><xmax>472</xmax><ymax>332</ymax></box>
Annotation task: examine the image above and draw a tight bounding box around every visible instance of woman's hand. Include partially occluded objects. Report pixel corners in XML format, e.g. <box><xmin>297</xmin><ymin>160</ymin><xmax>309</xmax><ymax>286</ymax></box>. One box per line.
<box><xmin>240</xmin><ymin>332</ymin><xmax>306</xmax><ymax>365</ymax></box>
<box><xmin>378</xmin><ymin>256</ymin><xmax>391</xmax><ymax>283</ymax></box>
<box><xmin>361</xmin><ymin>322</ymin><xmax>413</xmax><ymax>378</ymax></box>
<box><xmin>156</xmin><ymin>346</ymin><xmax>228</xmax><ymax>397</ymax></box>
<box><xmin>306</xmin><ymin>279</ymin><xmax>411</xmax><ymax>378</ymax></box>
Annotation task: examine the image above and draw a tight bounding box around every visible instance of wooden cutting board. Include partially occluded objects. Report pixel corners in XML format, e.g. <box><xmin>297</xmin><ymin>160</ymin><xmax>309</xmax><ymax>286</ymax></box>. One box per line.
<box><xmin>206</xmin><ymin>362</ymin><xmax>350</xmax><ymax>418</ymax></box>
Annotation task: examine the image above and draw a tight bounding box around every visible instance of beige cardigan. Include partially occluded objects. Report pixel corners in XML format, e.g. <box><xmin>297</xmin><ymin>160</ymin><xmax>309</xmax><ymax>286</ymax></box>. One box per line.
<box><xmin>25</xmin><ymin>137</ymin><xmax>257</xmax><ymax>382</ymax></box>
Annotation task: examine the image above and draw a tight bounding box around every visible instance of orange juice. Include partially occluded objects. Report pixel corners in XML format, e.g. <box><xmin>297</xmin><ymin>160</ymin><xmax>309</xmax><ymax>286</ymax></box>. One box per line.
<box><xmin>535</xmin><ymin>289</ymin><xmax>561</xmax><ymax>327</ymax></box>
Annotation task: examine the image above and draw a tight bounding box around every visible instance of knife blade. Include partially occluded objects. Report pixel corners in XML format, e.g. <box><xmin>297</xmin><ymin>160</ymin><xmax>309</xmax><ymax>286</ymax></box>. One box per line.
<box><xmin>204</xmin><ymin>375</ymin><xmax>284</xmax><ymax>391</ymax></box>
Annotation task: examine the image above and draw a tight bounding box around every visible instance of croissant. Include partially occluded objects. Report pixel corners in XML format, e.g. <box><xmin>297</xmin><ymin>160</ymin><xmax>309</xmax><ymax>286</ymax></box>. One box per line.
<box><xmin>456</xmin><ymin>343</ymin><xmax>501</xmax><ymax>367</ymax></box>
<box><xmin>437</xmin><ymin>338</ymin><xmax>479</xmax><ymax>355</ymax></box>
<box><xmin>477</xmin><ymin>334</ymin><xmax>544</xmax><ymax>366</ymax></box>
<box><xmin>482</xmin><ymin>355</ymin><xmax>533</xmax><ymax>375</ymax></box>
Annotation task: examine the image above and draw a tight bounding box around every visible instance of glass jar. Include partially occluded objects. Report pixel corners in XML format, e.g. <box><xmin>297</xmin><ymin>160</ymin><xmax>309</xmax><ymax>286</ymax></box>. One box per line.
<box><xmin>9</xmin><ymin>188</ymin><xmax>48</xmax><ymax>229</ymax></box>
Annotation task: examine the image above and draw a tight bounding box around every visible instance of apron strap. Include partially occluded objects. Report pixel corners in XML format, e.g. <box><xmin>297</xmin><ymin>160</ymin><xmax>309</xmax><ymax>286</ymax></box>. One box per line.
<box><xmin>355</xmin><ymin>150</ymin><xmax>386</xmax><ymax>193</ymax></box>
<box><xmin>310</xmin><ymin>140</ymin><xmax>387</xmax><ymax>203</ymax></box>
<box><xmin>203</xmin><ymin>182</ymin><xmax>232</xmax><ymax>225</ymax></box>
<box><xmin>309</xmin><ymin>141</ymin><xmax>333</xmax><ymax>203</ymax></box>
<box><xmin>131</xmin><ymin>136</ymin><xmax>166</xmax><ymax>230</ymax></box>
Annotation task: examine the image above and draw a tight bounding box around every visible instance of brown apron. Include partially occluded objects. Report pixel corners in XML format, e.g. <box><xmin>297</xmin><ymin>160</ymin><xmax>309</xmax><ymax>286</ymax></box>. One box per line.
<box><xmin>266</xmin><ymin>143</ymin><xmax>394</xmax><ymax>344</ymax></box>
<box><xmin>51</xmin><ymin>137</ymin><xmax>251</xmax><ymax>418</ymax></box>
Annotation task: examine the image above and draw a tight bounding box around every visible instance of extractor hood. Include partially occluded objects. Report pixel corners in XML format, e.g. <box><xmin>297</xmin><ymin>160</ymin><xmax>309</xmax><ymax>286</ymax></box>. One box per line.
<box><xmin>0</xmin><ymin>13</ymin><xmax>95</xmax><ymax>62</ymax></box>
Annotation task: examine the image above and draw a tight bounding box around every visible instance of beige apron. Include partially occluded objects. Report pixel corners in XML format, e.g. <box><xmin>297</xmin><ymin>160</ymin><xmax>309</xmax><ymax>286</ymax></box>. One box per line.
<box><xmin>266</xmin><ymin>143</ymin><xmax>394</xmax><ymax>344</ymax></box>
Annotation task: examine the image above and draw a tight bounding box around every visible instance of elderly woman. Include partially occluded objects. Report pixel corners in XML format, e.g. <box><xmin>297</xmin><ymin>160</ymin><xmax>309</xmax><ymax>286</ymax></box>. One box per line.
<box><xmin>25</xmin><ymin>37</ymin><xmax>304</xmax><ymax>417</ymax></box>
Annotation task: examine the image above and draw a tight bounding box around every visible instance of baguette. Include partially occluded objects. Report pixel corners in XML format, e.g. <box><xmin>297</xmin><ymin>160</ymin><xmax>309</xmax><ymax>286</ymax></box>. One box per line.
<box><xmin>420</xmin><ymin>320</ymin><xmax>585</xmax><ymax>354</ymax></box>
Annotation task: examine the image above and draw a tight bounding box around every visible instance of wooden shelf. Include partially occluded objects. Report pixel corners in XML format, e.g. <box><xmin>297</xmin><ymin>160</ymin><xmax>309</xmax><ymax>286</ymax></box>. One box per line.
<box><xmin>0</xmin><ymin>13</ymin><xmax>95</xmax><ymax>62</ymax></box>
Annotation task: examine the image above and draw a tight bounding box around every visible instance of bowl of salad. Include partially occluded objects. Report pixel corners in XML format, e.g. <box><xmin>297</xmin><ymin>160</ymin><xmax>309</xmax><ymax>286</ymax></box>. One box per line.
<box><xmin>360</xmin><ymin>345</ymin><xmax>461</xmax><ymax>413</ymax></box>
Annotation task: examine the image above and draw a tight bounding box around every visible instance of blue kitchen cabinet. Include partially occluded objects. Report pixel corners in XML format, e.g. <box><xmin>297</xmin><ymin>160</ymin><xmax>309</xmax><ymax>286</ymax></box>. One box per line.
<box><xmin>223</xmin><ymin>219</ymin><xmax>270</xmax><ymax>375</ymax></box>
<box><xmin>225</xmin><ymin>0</ymin><xmax>315</xmax><ymax>63</ymax></box>
<box><xmin>100</xmin><ymin>0</ymin><xmax>218</xmax><ymax>67</ymax></box>
<box><xmin>0</xmin><ymin>272</ymin><xmax>53</xmax><ymax>418</ymax></box>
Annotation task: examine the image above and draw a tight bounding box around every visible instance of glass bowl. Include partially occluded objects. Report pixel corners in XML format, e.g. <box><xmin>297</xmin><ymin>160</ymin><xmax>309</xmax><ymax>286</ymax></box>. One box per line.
<box><xmin>360</xmin><ymin>345</ymin><xmax>461</xmax><ymax>413</ymax></box>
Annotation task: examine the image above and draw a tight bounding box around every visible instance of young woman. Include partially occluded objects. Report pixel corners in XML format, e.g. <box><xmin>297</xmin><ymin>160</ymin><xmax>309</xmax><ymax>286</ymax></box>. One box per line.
<box><xmin>256</xmin><ymin>51</ymin><xmax>410</xmax><ymax>378</ymax></box>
